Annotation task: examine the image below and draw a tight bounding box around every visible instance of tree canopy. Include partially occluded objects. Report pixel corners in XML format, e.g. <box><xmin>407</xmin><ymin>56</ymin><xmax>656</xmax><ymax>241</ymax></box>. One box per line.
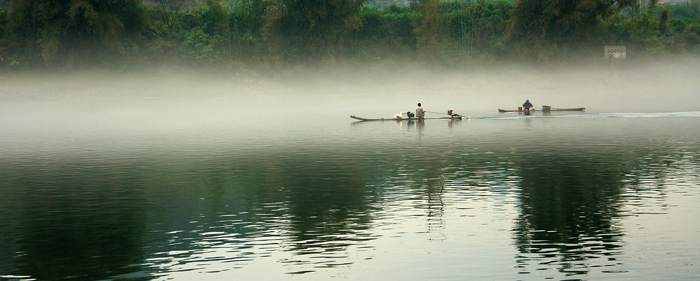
<box><xmin>0</xmin><ymin>0</ymin><xmax>698</xmax><ymax>70</ymax></box>
<box><xmin>6</xmin><ymin>0</ymin><xmax>145</xmax><ymax>66</ymax></box>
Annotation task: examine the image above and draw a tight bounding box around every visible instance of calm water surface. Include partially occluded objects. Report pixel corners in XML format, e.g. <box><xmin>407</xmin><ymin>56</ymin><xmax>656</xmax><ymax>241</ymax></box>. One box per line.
<box><xmin>1</xmin><ymin>94</ymin><xmax>700</xmax><ymax>280</ymax></box>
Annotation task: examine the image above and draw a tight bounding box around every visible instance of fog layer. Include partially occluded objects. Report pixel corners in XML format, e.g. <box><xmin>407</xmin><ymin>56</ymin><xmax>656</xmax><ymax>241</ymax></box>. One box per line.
<box><xmin>1</xmin><ymin>58</ymin><xmax>699</xmax><ymax>137</ymax></box>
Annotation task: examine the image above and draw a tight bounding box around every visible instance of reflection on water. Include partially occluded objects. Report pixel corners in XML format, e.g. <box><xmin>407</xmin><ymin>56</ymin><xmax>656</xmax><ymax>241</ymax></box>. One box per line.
<box><xmin>0</xmin><ymin>158</ymin><xmax>147</xmax><ymax>280</ymax></box>
<box><xmin>513</xmin><ymin>153</ymin><xmax>626</xmax><ymax>277</ymax></box>
<box><xmin>1</xmin><ymin>110</ymin><xmax>700</xmax><ymax>280</ymax></box>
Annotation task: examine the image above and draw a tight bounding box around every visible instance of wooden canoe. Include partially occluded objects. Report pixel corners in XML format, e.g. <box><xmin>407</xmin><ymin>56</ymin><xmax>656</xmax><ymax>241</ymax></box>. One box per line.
<box><xmin>545</xmin><ymin>107</ymin><xmax>585</xmax><ymax>112</ymax></box>
<box><xmin>498</xmin><ymin>107</ymin><xmax>585</xmax><ymax>113</ymax></box>
<box><xmin>498</xmin><ymin>108</ymin><xmax>530</xmax><ymax>113</ymax></box>
<box><xmin>351</xmin><ymin>115</ymin><xmax>462</xmax><ymax>121</ymax></box>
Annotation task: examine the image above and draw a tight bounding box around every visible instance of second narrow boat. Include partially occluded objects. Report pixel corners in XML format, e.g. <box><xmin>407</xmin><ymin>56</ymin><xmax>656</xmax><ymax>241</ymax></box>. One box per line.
<box><xmin>498</xmin><ymin>106</ymin><xmax>585</xmax><ymax>113</ymax></box>
<box><xmin>351</xmin><ymin>115</ymin><xmax>462</xmax><ymax>121</ymax></box>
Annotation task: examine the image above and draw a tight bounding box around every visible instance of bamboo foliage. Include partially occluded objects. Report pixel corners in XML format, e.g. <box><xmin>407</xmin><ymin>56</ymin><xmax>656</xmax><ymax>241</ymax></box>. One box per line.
<box><xmin>38</xmin><ymin>25</ymin><xmax>64</xmax><ymax>66</ymax></box>
<box><xmin>0</xmin><ymin>0</ymin><xmax>699</xmax><ymax>69</ymax></box>
<box><xmin>275</xmin><ymin>0</ymin><xmax>367</xmax><ymax>60</ymax></box>
<box><xmin>68</xmin><ymin>0</ymin><xmax>125</xmax><ymax>41</ymax></box>
<box><xmin>151</xmin><ymin>0</ymin><xmax>191</xmax><ymax>30</ymax></box>
<box><xmin>414</xmin><ymin>0</ymin><xmax>444</xmax><ymax>63</ymax></box>
<box><xmin>8</xmin><ymin>0</ymin><xmax>142</xmax><ymax>66</ymax></box>
<box><xmin>261</xmin><ymin>1</ymin><xmax>285</xmax><ymax>67</ymax></box>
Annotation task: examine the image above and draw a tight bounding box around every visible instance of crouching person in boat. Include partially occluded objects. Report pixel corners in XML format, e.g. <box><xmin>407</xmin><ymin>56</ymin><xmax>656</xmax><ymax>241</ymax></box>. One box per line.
<box><xmin>416</xmin><ymin>103</ymin><xmax>426</xmax><ymax>120</ymax></box>
<box><xmin>447</xmin><ymin>109</ymin><xmax>462</xmax><ymax>119</ymax></box>
<box><xmin>522</xmin><ymin>99</ymin><xmax>534</xmax><ymax>111</ymax></box>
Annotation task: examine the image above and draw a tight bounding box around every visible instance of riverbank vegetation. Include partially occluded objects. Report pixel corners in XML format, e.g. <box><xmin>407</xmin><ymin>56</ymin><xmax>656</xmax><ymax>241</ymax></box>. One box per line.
<box><xmin>0</xmin><ymin>0</ymin><xmax>699</xmax><ymax>71</ymax></box>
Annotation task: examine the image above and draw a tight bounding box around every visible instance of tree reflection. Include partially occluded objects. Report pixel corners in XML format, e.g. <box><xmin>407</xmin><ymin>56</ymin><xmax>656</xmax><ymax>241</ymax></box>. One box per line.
<box><xmin>512</xmin><ymin>152</ymin><xmax>628</xmax><ymax>277</ymax></box>
<box><xmin>408</xmin><ymin>152</ymin><xmax>447</xmax><ymax>242</ymax></box>
<box><xmin>280</xmin><ymin>151</ymin><xmax>376</xmax><ymax>271</ymax></box>
<box><xmin>0</xmin><ymin>157</ymin><xmax>148</xmax><ymax>280</ymax></box>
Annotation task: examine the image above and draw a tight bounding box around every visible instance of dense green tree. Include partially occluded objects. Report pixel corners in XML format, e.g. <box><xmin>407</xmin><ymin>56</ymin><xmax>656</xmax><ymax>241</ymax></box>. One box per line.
<box><xmin>230</xmin><ymin>0</ymin><xmax>266</xmax><ymax>37</ymax></box>
<box><xmin>358</xmin><ymin>6</ymin><xmax>383</xmax><ymax>39</ymax></box>
<box><xmin>663</xmin><ymin>0</ymin><xmax>700</xmax><ymax>19</ymax></box>
<box><xmin>414</xmin><ymin>0</ymin><xmax>445</xmax><ymax>63</ymax></box>
<box><xmin>1</xmin><ymin>0</ymin><xmax>699</xmax><ymax>70</ymax></box>
<box><xmin>0</xmin><ymin>8</ymin><xmax>6</xmax><ymax>64</ymax></box>
<box><xmin>507</xmin><ymin>0</ymin><xmax>636</xmax><ymax>62</ymax></box>
<box><xmin>660</xmin><ymin>8</ymin><xmax>671</xmax><ymax>34</ymax></box>
<box><xmin>443</xmin><ymin>0</ymin><xmax>512</xmax><ymax>58</ymax></box>
<box><xmin>358</xmin><ymin>4</ymin><xmax>419</xmax><ymax>50</ymax></box>
<box><xmin>603</xmin><ymin>0</ymin><xmax>680</xmax><ymax>56</ymax></box>
<box><xmin>148</xmin><ymin>0</ymin><xmax>192</xmax><ymax>31</ymax></box>
<box><xmin>680</xmin><ymin>22</ymin><xmax>700</xmax><ymax>50</ymax></box>
<box><xmin>274</xmin><ymin>0</ymin><xmax>368</xmax><ymax>61</ymax></box>
<box><xmin>7</xmin><ymin>0</ymin><xmax>146</xmax><ymax>67</ymax></box>
<box><xmin>170</xmin><ymin>0</ymin><xmax>228</xmax><ymax>64</ymax></box>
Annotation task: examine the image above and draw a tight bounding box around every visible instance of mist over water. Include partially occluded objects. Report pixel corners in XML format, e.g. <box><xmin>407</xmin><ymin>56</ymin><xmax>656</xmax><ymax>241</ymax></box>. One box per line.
<box><xmin>2</xmin><ymin>58</ymin><xmax>699</xmax><ymax>156</ymax></box>
<box><xmin>2</xmin><ymin>57</ymin><xmax>700</xmax><ymax>124</ymax></box>
<box><xmin>1</xmin><ymin>58</ymin><xmax>700</xmax><ymax>280</ymax></box>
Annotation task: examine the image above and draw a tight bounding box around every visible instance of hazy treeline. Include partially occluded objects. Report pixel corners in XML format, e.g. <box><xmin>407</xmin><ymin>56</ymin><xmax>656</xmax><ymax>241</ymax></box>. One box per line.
<box><xmin>0</xmin><ymin>0</ymin><xmax>699</xmax><ymax>70</ymax></box>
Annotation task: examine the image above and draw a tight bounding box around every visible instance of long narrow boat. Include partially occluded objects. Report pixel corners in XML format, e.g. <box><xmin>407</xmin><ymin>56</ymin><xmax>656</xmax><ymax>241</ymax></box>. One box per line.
<box><xmin>546</xmin><ymin>107</ymin><xmax>585</xmax><ymax>112</ymax></box>
<box><xmin>498</xmin><ymin>108</ymin><xmax>530</xmax><ymax>113</ymax></box>
<box><xmin>498</xmin><ymin>107</ymin><xmax>585</xmax><ymax>113</ymax></box>
<box><xmin>351</xmin><ymin>115</ymin><xmax>462</xmax><ymax>121</ymax></box>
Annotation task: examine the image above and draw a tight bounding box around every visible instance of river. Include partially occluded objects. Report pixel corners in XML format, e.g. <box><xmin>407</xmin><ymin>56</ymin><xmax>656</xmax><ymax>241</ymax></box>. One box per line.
<box><xmin>1</xmin><ymin>63</ymin><xmax>700</xmax><ymax>280</ymax></box>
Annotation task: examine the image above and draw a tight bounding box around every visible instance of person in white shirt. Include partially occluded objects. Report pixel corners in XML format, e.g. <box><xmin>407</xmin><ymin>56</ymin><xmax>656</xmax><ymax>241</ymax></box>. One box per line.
<box><xmin>416</xmin><ymin>103</ymin><xmax>426</xmax><ymax>120</ymax></box>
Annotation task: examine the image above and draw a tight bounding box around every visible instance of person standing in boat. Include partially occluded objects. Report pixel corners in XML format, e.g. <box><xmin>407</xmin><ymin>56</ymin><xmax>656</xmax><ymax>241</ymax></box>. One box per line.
<box><xmin>522</xmin><ymin>99</ymin><xmax>534</xmax><ymax>111</ymax></box>
<box><xmin>416</xmin><ymin>103</ymin><xmax>426</xmax><ymax>120</ymax></box>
